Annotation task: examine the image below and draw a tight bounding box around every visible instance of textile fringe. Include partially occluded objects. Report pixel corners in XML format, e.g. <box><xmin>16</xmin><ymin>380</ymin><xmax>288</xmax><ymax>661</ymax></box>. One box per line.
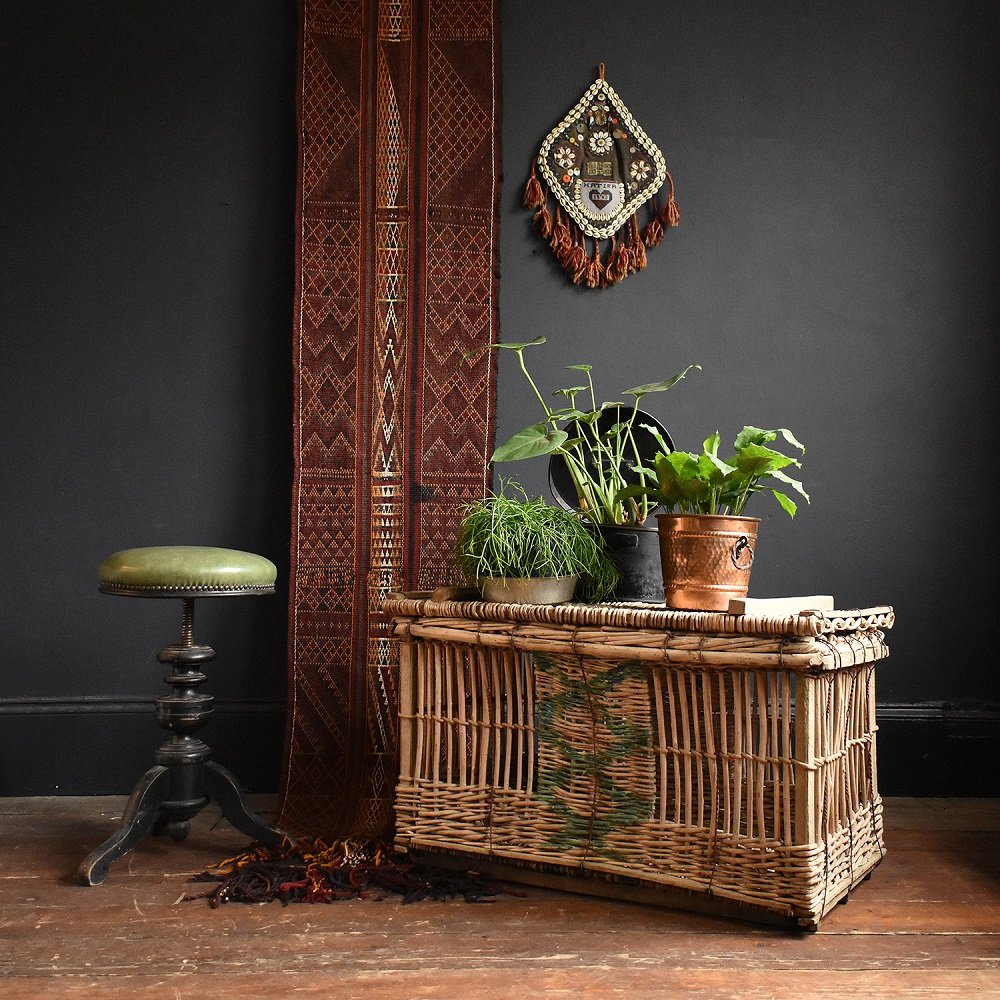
<box><xmin>525</xmin><ymin>162</ymin><xmax>679</xmax><ymax>288</ymax></box>
<box><xmin>185</xmin><ymin>838</ymin><xmax>517</xmax><ymax>907</ymax></box>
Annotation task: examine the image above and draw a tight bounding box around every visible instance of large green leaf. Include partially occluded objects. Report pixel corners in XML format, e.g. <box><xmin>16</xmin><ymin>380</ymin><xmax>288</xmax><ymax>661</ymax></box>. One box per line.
<box><xmin>771</xmin><ymin>490</ymin><xmax>798</xmax><ymax>517</ymax></box>
<box><xmin>652</xmin><ymin>452</ymin><xmax>687</xmax><ymax>505</ymax></box>
<box><xmin>615</xmin><ymin>484</ymin><xmax>655</xmax><ymax>503</ymax></box>
<box><xmin>698</xmin><ymin>450</ymin><xmax>734</xmax><ymax>486</ymax></box>
<box><xmin>778</xmin><ymin>427</ymin><xmax>806</xmax><ymax>453</ymax></box>
<box><xmin>623</xmin><ymin>364</ymin><xmax>701</xmax><ymax>397</ymax></box>
<box><xmin>493</xmin><ymin>336</ymin><xmax>546</xmax><ymax>351</ymax></box>
<box><xmin>600</xmin><ymin>421</ymin><xmax>629</xmax><ymax>440</ymax></box>
<box><xmin>770</xmin><ymin>467</ymin><xmax>810</xmax><ymax>501</ymax></box>
<box><xmin>492</xmin><ymin>423</ymin><xmax>569</xmax><ymax>462</ymax></box>
<box><xmin>733</xmin><ymin>444</ymin><xmax>797</xmax><ymax>476</ymax></box>
<box><xmin>638</xmin><ymin>423</ymin><xmax>673</xmax><ymax>454</ymax></box>
<box><xmin>655</xmin><ymin>451</ymin><xmax>711</xmax><ymax>506</ymax></box>
<box><xmin>733</xmin><ymin>425</ymin><xmax>775</xmax><ymax>450</ymax></box>
<box><xmin>733</xmin><ymin>424</ymin><xmax>805</xmax><ymax>454</ymax></box>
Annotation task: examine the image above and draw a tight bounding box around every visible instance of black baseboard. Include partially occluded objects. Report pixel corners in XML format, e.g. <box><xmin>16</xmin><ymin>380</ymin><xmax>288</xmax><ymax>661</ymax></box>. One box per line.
<box><xmin>1</xmin><ymin>699</ymin><xmax>997</xmax><ymax>798</ymax></box>
<box><xmin>0</xmin><ymin>698</ymin><xmax>285</xmax><ymax>796</ymax></box>
<box><xmin>875</xmin><ymin>704</ymin><xmax>1000</xmax><ymax>797</ymax></box>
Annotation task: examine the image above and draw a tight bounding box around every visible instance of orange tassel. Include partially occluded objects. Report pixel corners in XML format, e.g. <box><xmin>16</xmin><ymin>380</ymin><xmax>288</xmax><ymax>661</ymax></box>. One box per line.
<box><xmin>550</xmin><ymin>205</ymin><xmax>571</xmax><ymax>254</ymax></box>
<box><xmin>585</xmin><ymin>240</ymin><xmax>605</xmax><ymax>288</ymax></box>
<box><xmin>643</xmin><ymin>201</ymin><xmax>664</xmax><ymax>246</ymax></box>
<box><xmin>567</xmin><ymin>231</ymin><xmax>589</xmax><ymax>284</ymax></box>
<box><xmin>632</xmin><ymin>219</ymin><xmax>648</xmax><ymax>271</ymax></box>
<box><xmin>533</xmin><ymin>205</ymin><xmax>553</xmax><ymax>239</ymax></box>
<box><xmin>524</xmin><ymin>162</ymin><xmax>545</xmax><ymax>209</ymax></box>
<box><xmin>661</xmin><ymin>171</ymin><xmax>680</xmax><ymax>227</ymax></box>
<box><xmin>606</xmin><ymin>234</ymin><xmax>630</xmax><ymax>284</ymax></box>
<box><xmin>604</xmin><ymin>236</ymin><xmax>620</xmax><ymax>284</ymax></box>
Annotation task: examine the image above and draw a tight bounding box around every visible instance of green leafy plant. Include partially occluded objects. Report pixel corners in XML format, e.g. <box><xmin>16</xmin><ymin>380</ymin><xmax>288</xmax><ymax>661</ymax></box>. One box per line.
<box><xmin>624</xmin><ymin>426</ymin><xmax>809</xmax><ymax>518</ymax></box>
<box><xmin>479</xmin><ymin>337</ymin><xmax>699</xmax><ymax>527</ymax></box>
<box><xmin>454</xmin><ymin>483</ymin><xmax>620</xmax><ymax>601</ymax></box>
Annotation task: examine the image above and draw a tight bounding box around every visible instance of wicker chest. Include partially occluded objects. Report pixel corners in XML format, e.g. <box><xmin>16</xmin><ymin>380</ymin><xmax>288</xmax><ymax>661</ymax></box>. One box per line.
<box><xmin>384</xmin><ymin>593</ymin><xmax>894</xmax><ymax>930</ymax></box>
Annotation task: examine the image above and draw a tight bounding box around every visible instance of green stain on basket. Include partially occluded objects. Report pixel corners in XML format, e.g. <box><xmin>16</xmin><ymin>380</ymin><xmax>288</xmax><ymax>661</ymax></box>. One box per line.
<box><xmin>533</xmin><ymin>654</ymin><xmax>654</xmax><ymax>860</ymax></box>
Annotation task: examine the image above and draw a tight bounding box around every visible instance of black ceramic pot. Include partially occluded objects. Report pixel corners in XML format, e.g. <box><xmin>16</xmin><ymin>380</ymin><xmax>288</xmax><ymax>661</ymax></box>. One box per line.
<box><xmin>597</xmin><ymin>524</ymin><xmax>664</xmax><ymax>603</ymax></box>
<box><xmin>547</xmin><ymin>407</ymin><xmax>672</xmax><ymax>604</ymax></box>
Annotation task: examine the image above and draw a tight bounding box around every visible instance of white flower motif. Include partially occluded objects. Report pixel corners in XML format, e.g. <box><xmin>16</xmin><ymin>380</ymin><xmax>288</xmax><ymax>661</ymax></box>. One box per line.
<box><xmin>588</xmin><ymin>130</ymin><xmax>613</xmax><ymax>155</ymax></box>
<box><xmin>629</xmin><ymin>158</ymin><xmax>651</xmax><ymax>182</ymax></box>
<box><xmin>553</xmin><ymin>144</ymin><xmax>575</xmax><ymax>169</ymax></box>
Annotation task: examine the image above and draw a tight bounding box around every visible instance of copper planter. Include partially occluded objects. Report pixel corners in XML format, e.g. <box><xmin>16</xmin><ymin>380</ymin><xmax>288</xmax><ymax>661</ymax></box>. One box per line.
<box><xmin>655</xmin><ymin>513</ymin><xmax>759</xmax><ymax>611</ymax></box>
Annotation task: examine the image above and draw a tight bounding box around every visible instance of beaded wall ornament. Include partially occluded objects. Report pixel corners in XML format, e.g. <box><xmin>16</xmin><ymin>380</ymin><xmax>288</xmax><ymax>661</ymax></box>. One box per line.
<box><xmin>524</xmin><ymin>64</ymin><xmax>679</xmax><ymax>288</ymax></box>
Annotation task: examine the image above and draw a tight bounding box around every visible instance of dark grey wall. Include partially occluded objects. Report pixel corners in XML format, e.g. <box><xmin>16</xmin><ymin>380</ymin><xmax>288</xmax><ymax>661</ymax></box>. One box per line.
<box><xmin>498</xmin><ymin>3</ymin><xmax>1000</xmax><ymax>729</ymax></box>
<box><xmin>1</xmin><ymin>1</ymin><xmax>997</xmax><ymax>796</ymax></box>
<box><xmin>0</xmin><ymin>2</ymin><xmax>297</xmax><ymax>793</ymax></box>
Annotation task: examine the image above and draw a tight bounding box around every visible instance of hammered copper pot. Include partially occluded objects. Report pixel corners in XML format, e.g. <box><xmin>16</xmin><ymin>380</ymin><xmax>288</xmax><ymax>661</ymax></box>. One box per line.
<box><xmin>655</xmin><ymin>513</ymin><xmax>759</xmax><ymax>611</ymax></box>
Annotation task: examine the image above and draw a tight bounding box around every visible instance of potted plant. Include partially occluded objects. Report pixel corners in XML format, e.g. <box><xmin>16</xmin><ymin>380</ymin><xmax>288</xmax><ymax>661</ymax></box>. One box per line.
<box><xmin>622</xmin><ymin>426</ymin><xmax>809</xmax><ymax>611</ymax></box>
<box><xmin>454</xmin><ymin>483</ymin><xmax>620</xmax><ymax>604</ymax></box>
<box><xmin>478</xmin><ymin>337</ymin><xmax>699</xmax><ymax>601</ymax></box>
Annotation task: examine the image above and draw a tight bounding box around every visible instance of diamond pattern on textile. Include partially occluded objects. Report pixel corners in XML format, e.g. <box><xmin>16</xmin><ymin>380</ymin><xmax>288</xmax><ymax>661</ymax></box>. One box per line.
<box><xmin>301</xmin><ymin>36</ymin><xmax>361</xmax><ymax>200</ymax></box>
<box><xmin>372</xmin><ymin>224</ymin><xmax>407</xmax><ymax>481</ymax></box>
<box><xmin>367</xmin><ymin>657</ymin><xmax>398</xmax><ymax>752</ymax></box>
<box><xmin>413</xmin><ymin>496</ymin><xmax>480</xmax><ymax>590</ymax></box>
<box><xmin>429</xmin><ymin>0</ymin><xmax>491</xmax><ymax>40</ymax></box>
<box><xmin>308</xmin><ymin>0</ymin><xmax>363</xmax><ymax>35</ymax></box>
<box><xmin>426</xmin><ymin>222</ymin><xmax>491</xmax><ymax>306</ymax></box>
<box><xmin>376</xmin><ymin>46</ymin><xmax>406</xmax><ymax>208</ymax></box>
<box><xmin>302</xmin><ymin>218</ymin><xmax>362</xmax><ymax>309</ymax></box>
<box><xmin>426</xmin><ymin>44</ymin><xmax>490</xmax><ymax>197</ymax></box>
<box><xmin>378</xmin><ymin>0</ymin><xmax>411</xmax><ymax>40</ymax></box>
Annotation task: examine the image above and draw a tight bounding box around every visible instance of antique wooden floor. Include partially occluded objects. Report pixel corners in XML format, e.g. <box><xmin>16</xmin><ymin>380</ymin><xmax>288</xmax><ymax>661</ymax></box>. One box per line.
<box><xmin>1</xmin><ymin>796</ymin><xmax>998</xmax><ymax>998</ymax></box>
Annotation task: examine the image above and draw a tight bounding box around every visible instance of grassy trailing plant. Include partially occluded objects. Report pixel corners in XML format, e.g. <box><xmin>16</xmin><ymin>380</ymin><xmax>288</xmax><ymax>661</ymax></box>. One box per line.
<box><xmin>454</xmin><ymin>484</ymin><xmax>620</xmax><ymax>601</ymax></box>
<box><xmin>470</xmin><ymin>337</ymin><xmax>699</xmax><ymax>527</ymax></box>
<box><xmin>622</xmin><ymin>426</ymin><xmax>810</xmax><ymax>518</ymax></box>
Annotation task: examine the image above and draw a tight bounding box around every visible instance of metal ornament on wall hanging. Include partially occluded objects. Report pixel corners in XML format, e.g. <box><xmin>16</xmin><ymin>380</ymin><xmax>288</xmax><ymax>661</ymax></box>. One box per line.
<box><xmin>524</xmin><ymin>64</ymin><xmax>680</xmax><ymax>288</ymax></box>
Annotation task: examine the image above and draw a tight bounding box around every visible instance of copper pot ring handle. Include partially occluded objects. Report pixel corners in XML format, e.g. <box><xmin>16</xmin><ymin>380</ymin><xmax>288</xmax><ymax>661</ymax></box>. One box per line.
<box><xmin>731</xmin><ymin>536</ymin><xmax>754</xmax><ymax>571</ymax></box>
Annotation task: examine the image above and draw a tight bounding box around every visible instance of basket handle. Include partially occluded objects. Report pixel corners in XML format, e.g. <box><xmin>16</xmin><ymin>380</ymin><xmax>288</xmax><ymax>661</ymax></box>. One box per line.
<box><xmin>731</xmin><ymin>535</ymin><xmax>754</xmax><ymax>571</ymax></box>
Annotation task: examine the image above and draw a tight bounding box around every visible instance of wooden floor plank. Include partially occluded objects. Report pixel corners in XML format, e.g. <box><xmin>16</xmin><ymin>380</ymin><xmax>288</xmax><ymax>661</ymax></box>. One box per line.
<box><xmin>4</xmin><ymin>970</ymin><xmax>1000</xmax><ymax>1000</ymax></box>
<box><xmin>2</xmin><ymin>796</ymin><xmax>999</xmax><ymax>997</ymax></box>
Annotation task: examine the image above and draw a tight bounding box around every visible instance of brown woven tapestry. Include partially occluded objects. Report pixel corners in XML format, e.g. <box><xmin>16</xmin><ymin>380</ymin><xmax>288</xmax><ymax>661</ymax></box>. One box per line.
<box><xmin>279</xmin><ymin>0</ymin><xmax>500</xmax><ymax>839</ymax></box>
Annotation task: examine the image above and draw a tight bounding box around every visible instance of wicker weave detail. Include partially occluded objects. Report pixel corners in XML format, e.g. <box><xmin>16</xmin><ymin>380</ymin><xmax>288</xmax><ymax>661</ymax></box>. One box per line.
<box><xmin>384</xmin><ymin>593</ymin><xmax>894</xmax><ymax>638</ymax></box>
<box><xmin>392</xmin><ymin>606</ymin><xmax>889</xmax><ymax>927</ymax></box>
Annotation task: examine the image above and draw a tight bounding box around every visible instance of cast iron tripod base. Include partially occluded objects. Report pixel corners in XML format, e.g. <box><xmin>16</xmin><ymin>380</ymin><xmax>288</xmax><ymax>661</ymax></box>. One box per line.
<box><xmin>78</xmin><ymin>760</ymin><xmax>290</xmax><ymax>886</ymax></box>
<box><xmin>79</xmin><ymin>625</ymin><xmax>292</xmax><ymax>886</ymax></box>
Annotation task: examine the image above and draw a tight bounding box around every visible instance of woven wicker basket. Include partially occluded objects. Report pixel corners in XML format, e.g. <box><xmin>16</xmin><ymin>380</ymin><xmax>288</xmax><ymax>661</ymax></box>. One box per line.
<box><xmin>384</xmin><ymin>593</ymin><xmax>894</xmax><ymax>930</ymax></box>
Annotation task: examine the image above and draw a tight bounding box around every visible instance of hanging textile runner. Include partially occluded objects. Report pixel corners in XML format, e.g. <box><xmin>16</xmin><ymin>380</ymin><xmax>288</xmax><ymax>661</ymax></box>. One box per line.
<box><xmin>281</xmin><ymin>0</ymin><xmax>500</xmax><ymax>838</ymax></box>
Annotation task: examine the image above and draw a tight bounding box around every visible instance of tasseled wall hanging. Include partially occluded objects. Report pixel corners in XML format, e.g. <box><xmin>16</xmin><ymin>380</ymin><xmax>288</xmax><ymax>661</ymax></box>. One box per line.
<box><xmin>524</xmin><ymin>64</ymin><xmax>679</xmax><ymax>288</ymax></box>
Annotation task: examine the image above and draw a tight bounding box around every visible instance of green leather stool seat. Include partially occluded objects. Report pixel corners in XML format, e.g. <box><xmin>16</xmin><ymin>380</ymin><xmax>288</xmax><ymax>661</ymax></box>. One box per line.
<box><xmin>99</xmin><ymin>546</ymin><xmax>277</xmax><ymax>597</ymax></box>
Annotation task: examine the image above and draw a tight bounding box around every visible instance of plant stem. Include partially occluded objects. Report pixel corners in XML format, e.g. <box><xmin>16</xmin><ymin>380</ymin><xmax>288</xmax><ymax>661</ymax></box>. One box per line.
<box><xmin>518</xmin><ymin>349</ymin><xmax>552</xmax><ymax>420</ymax></box>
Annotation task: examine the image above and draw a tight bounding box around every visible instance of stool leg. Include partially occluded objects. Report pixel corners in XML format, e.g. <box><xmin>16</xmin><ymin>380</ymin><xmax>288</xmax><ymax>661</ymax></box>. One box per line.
<box><xmin>81</xmin><ymin>598</ymin><xmax>293</xmax><ymax>882</ymax></box>
<box><xmin>204</xmin><ymin>761</ymin><xmax>293</xmax><ymax>848</ymax></box>
<box><xmin>78</xmin><ymin>766</ymin><xmax>170</xmax><ymax>885</ymax></box>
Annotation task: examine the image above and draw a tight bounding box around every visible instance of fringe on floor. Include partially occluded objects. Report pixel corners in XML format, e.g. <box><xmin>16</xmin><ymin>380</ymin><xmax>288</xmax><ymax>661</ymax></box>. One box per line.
<box><xmin>184</xmin><ymin>837</ymin><xmax>519</xmax><ymax>908</ymax></box>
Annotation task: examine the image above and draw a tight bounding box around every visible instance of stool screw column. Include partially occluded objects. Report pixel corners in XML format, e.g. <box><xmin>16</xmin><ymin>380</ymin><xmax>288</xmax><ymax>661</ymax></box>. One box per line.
<box><xmin>151</xmin><ymin>598</ymin><xmax>215</xmax><ymax>842</ymax></box>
